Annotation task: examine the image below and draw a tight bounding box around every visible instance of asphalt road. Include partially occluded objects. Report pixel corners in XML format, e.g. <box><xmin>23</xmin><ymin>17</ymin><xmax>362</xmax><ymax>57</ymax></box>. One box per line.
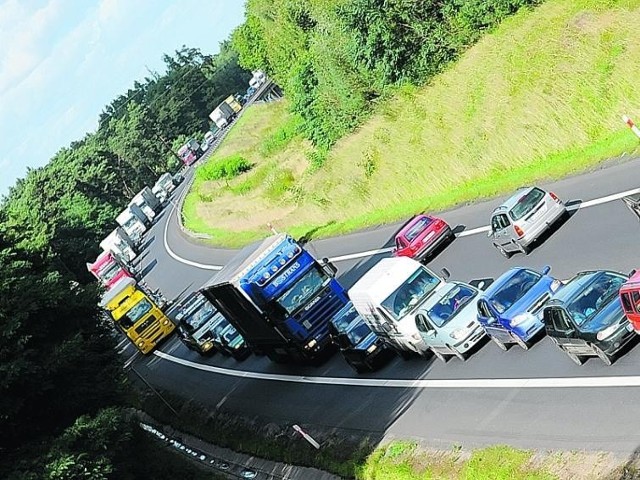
<box><xmin>126</xmin><ymin>152</ymin><xmax>640</xmax><ymax>454</ymax></box>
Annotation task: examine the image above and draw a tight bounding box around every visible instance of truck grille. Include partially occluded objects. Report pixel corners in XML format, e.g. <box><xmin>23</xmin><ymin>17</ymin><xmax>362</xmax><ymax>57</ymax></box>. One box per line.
<box><xmin>135</xmin><ymin>315</ymin><xmax>158</xmax><ymax>335</ymax></box>
<box><xmin>295</xmin><ymin>286</ymin><xmax>345</xmax><ymax>343</ymax></box>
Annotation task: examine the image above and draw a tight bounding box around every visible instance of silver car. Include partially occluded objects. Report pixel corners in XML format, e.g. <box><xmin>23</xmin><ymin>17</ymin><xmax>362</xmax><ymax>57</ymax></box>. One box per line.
<box><xmin>489</xmin><ymin>186</ymin><xmax>566</xmax><ymax>257</ymax></box>
<box><xmin>414</xmin><ymin>281</ymin><xmax>485</xmax><ymax>361</ymax></box>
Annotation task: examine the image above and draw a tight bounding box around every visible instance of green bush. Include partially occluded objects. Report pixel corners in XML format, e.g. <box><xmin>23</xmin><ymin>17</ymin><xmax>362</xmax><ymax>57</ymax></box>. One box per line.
<box><xmin>259</xmin><ymin>114</ymin><xmax>304</xmax><ymax>157</ymax></box>
<box><xmin>196</xmin><ymin>154</ymin><xmax>252</xmax><ymax>182</ymax></box>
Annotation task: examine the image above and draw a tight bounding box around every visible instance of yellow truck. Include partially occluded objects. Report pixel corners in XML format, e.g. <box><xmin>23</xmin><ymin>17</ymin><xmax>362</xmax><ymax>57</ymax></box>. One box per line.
<box><xmin>100</xmin><ymin>278</ymin><xmax>175</xmax><ymax>354</ymax></box>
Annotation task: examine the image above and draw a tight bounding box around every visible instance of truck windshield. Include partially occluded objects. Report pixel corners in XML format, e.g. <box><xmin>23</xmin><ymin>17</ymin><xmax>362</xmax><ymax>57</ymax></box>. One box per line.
<box><xmin>347</xmin><ymin>322</ymin><xmax>373</xmax><ymax>346</ymax></box>
<box><xmin>185</xmin><ymin>302</ymin><xmax>216</xmax><ymax>330</ymax></box>
<box><xmin>276</xmin><ymin>267</ymin><xmax>328</xmax><ymax>314</ymax></box>
<box><xmin>122</xmin><ymin>216</ymin><xmax>139</xmax><ymax>231</ymax></box>
<box><xmin>100</xmin><ymin>262</ymin><xmax>121</xmax><ymax>283</ymax></box>
<box><xmin>120</xmin><ymin>298</ymin><xmax>153</xmax><ymax>330</ymax></box>
<box><xmin>381</xmin><ymin>268</ymin><xmax>440</xmax><ymax>320</ymax></box>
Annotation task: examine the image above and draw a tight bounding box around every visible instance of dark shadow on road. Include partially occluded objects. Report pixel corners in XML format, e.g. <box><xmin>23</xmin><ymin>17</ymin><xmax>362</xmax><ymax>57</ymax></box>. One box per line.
<box><xmin>139</xmin><ymin>235</ymin><xmax>156</xmax><ymax>253</ymax></box>
<box><xmin>139</xmin><ymin>259</ymin><xmax>158</xmax><ymax>279</ymax></box>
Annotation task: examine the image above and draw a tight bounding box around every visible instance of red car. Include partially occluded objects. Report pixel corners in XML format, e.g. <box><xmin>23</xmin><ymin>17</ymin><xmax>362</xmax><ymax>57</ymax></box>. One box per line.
<box><xmin>393</xmin><ymin>214</ymin><xmax>454</xmax><ymax>262</ymax></box>
<box><xmin>619</xmin><ymin>269</ymin><xmax>640</xmax><ymax>333</ymax></box>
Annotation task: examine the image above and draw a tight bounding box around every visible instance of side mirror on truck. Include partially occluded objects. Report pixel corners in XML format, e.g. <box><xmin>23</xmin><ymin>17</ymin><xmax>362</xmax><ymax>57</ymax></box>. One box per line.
<box><xmin>321</xmin><ymin>258</ymin><xmax>338</xmax><ymax>278</ymax></box>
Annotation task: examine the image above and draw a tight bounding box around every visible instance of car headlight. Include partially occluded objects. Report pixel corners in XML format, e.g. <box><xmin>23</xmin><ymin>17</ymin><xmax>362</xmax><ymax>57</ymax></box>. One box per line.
<box><xmin>596</xmin><ymin>324</ymin><xmax>620</xmax><ymax>341</ymax></box>
<box><xmin>450</xmin><ymin>327</ymin><xmax>472</xmax><ymax>340</ymax></box>
<box><xmin>550</xmin><ymin>280</ymin><xmax>562</xmax><ymax>292</ymax></box>
<box><xmin>305</xmin><ymin>339</ymin><xmax>317</xmax><ymax>349</ymax></box>
<box><xmin>510</xmin><ymin>312</ymin><xmax>538</xmax><ymax>327</ymax></box>
<box><xmin>367</xmin><ymin>344</ymin><xmax>378</xmax><ymax>354</ymax></box>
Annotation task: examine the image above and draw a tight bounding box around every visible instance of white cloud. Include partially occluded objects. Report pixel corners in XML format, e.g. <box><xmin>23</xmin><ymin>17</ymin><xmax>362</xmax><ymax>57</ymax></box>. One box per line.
<box><xmin>0</xmin><ymin>0</ymin><xmax>64</xmax><ymax>94</ymax></box>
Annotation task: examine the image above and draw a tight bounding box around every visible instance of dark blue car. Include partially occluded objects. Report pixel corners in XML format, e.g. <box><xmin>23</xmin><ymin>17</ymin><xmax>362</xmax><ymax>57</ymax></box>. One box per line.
<box><xmin>476</xmin><ymin>266</ymin><xmax>562</xmax><ymax>350</ymax></box>
<box><xmin>329</xmin><ymin>302</ymin><xmax>395</xmax><ymax>373</ymax></box>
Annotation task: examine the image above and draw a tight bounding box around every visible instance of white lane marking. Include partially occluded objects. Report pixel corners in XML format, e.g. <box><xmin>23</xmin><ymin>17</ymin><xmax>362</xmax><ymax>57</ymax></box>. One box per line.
<box><xmin>164</xmin><ymin>186</ymin><xmax>640</xmax><ymax>269</ymax></box>
<box><xmin>154</xmin><ymin>351</ymin><xmax>640</xmax><ymax>389</ymax></box>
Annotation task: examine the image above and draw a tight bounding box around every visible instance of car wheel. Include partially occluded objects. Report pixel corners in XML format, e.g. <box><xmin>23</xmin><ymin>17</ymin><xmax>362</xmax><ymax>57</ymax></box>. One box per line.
<box><xmin>515</xmin><ymin>241</ymin><xmax>530</xmax><ymax>255</ymax></box>
<box><xmin>452</xmin><ymin>347</ymin><xmax>468</xmax><ymax>362</ymax></box>
<box><xmin>592</xmin><ymin>344</ymin><xmax>614</xmax><ymax>366</ymax></box>
<box><xmin>431</xmin><ymin>349</ymin><xmax>447</xmax><ymax>362</ymax></box>
<box><xmin>492</xmin><ymin>336</ymin><xmax>508</xmax><ymax>351</ymax></box>
<box><xmin>494</xmin><ymin>243</ymin><xmax>511</xmax><ymax>259</ymax></box>
<box><xmin>565</xmin><ymin>350</ymin><xmax>584</xmax><ymax>366</ymax></box>
<box><xmin>513</xmin><ymin>334</ymin><xmax>530</xmax><ymax>351</ymax></box>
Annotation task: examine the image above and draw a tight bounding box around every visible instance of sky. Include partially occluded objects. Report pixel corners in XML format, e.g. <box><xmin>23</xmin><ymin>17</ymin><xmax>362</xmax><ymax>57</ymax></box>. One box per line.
<box><xmin>0</xmin><ymin>0</ymin><xmax>246</xmax><ymax>195</ymax></box>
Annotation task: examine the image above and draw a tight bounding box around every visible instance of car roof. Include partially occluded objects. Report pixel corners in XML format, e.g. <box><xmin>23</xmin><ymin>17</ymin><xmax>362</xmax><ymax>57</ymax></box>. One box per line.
<box><xmin>491</xmin><ymin>187</ymin><xmax>538</xmax><ymax>214</ymax></box>
<box><xmin>548</xmin><ymin>270</ymin><xmax>625</xmax><ymax>305</ymax></box>
<box><xmin>481</xmin><ymin>267</ymin><xmax>536</xmax><ymax>298</ymax></box>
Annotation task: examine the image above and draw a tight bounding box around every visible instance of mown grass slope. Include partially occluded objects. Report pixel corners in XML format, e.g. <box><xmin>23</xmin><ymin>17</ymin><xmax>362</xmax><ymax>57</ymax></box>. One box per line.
<box><xmin>185</xmin><ymin>0</ymin><xmax>640</xmax><ymax>246</ymax></box>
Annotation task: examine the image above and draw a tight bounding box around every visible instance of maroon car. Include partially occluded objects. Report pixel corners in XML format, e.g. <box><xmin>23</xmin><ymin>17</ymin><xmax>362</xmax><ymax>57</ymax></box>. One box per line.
<box><xmin>393</xmin><ymin>214</ymin><xmax>454</xmax><ymax>262</ymax></box>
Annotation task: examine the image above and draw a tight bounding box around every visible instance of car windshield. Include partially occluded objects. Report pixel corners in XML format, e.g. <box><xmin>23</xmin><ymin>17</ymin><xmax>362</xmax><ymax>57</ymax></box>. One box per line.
<box><xmin>222</xmin><ymin>324</ymin><xmax>240</xmax><ymax>343</ymax></box>
<box><xmin>579</xmin><ymin>297</ymin><xmax>625</xmax><ymax>333</ymax></box>
<box><xmin>331</xmin><ymin>304</ymin><xmax>359</xmax><ymax>334</ymax></box>
<box><xmin>122</xmin><ymin>216</ymin><xmax>139</xmax><ymax>231</ymax></box>
<box><xmin>381</xmin><ymin>268</ymin><xmax>441</xmax><ymax>320</ymax></box>
<box><xmin>120</xmin><ymin>298</ymin><xmax>152</xmax><ymax>330</ymax></box>
<box><xmin>489</xmin><ymin>269</ymin><xmax>541</xmax><ymax>314</ymax></box>
<box><xmin>565</xmin><ymin>273</ymin><xmax>626</xmax><ymax>327</ymax></box>
<box><xmin>276</xmin><ymin>267</ymin><xmax>327</xmax><ymax>314</ymax></box>
<box><xmin>347</xmin><ymin>322</ymin><xmax>373</xmax><ymax>345</ymax></box>
<box><xmin>184</xmin><ymin>301</ymin><xmax>216</xmax><ymax>330</ymax></box>
<box><xmin>509</xmin><ymin>188</ymin><xmax>545</xmax><ymax>221</ymax></box>
<box><xmin>404</xmin><ymin>217</ymin><xmax>431</xmax><ymax>242</ymax></box>
<box><xmin>426</xmin><ymin>284</ymin><xmax>477</xmax><ymax>327</ymax></box>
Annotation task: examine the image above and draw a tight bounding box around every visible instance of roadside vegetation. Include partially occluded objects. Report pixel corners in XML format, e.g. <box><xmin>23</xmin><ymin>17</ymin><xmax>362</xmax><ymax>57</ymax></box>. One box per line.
<box><xmin>185</xmin><ymin>0</ymin><xmax>640</xmax><ymax>246</ymax></box>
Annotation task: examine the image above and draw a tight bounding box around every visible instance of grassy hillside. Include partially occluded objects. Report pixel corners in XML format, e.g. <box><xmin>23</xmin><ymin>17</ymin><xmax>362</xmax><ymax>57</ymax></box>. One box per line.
<box><xmin>185</xmin><ymin>0</ymin><xmax>640</xmax><ymax>246</ymax></box>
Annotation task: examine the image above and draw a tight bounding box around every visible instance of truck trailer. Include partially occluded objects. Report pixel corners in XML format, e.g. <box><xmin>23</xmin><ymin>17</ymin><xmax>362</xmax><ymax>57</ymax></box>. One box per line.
<box><xmin>200</xmin><ymin>233</ymin><xmax>348</xmax><ymax>363</ymax></box>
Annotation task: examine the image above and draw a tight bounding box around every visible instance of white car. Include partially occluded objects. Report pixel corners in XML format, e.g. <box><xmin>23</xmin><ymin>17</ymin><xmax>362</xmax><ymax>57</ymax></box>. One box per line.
<box><xmin>414</xmin><ymin>281</ymin><xmax>486</xmax><ymax>361</ymax></box>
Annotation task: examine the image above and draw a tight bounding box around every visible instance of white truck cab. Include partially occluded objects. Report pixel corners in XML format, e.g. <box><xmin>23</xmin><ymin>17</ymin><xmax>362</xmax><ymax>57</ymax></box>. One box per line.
<box><xmin>349</xmin><ymin>257</ymin><xmax>449</xmax><ymax>355</ymax></box>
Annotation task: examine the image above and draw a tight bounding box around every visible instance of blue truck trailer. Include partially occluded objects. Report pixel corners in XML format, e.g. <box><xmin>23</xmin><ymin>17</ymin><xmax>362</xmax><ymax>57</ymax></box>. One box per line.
<box><xmin>200</xmin><ymin>234</ymin><xmax>348</xmax><ymax>363</ymax></box>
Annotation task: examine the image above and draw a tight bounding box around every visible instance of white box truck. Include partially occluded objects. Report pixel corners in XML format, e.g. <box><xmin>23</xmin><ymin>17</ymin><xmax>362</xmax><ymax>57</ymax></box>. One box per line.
<box><xmin>116</xmin><ymin>205</ymin><xmax>148</xmax><ymax>246</ymax></box>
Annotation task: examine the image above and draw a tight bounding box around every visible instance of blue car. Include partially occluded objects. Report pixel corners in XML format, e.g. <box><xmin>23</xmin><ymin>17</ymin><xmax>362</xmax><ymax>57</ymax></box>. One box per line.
<box><xmin>329</xmin><ymin>302</ymin><xmax>395</xmax><ymax>373</ymax></box>
<box><xmin>476</xmin><ymin>266</ymin><xmax>562</xmax><ymax>350</ymax></box>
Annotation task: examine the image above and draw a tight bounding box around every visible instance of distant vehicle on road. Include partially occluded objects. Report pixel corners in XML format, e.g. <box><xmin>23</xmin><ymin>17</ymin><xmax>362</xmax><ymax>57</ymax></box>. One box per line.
<box><xmin>329</xmin><ymin>302</ymin><xmax>395</xmax><ymax>373</ymax></box>
<box><xmin>488</xmin><ymin>186</ymin><xmax>567</xmax><ymax>257</ymax></box>
<box><xmin>87</xmin><ymin>250</ymin><xmax>135</xmax><ymax>290</ymax></box>
<box><xmin>176</xmin><ymin>293</ymin><xmax>220</xmax><ymax>356</ymax></box>
<box><xmin>393</xmin><ymin>214</ymin><xmax>453</xmax><ymax>262</ymax></box>
<box><xmin>477</xmin><ymin>266</ymin><xmax>562</xmax><ymax>350</ymax></box>
<box><xmin>209</xmin><ymin>95</ymin><xmax>242</xmax><ymax>129</ymax></box>
<box><xmin>543</xmin><ymin>270</ymin><xmax>634</xmax><ymax>365</ymax></box>
<box><xmin>178</xmin><ymin>139</ymin><xmax>201</xmax><ymax>166</ymax></box>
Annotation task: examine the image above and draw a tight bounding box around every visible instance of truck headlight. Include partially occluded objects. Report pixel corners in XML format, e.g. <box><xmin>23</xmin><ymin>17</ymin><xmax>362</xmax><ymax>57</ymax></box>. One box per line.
<box><xmin>366</xmin><ymin>344</ymin><xmax>377</xmax><ymax>354</ymax></box>
<box><xmin>596</xmin><ymin>324</ymin><xmax>620</xmax><ymax>341</ymax></box>
<box><xmin>162</xmin><ymin>319</ymin><xmax>170</xmax><ymax>326</ymax></box>
<box><xmin>305</xmin><ymin>339</ymin><xmax>317</xmax><ymax>349</ymax></box>
<box><xmin>137</xmin><ymin>340</ymin><xmax>145</xmax><ymax>348</ymax></box>
<box><xmin>411</xmin><ymin>333</ymin><xmax>421</xmax><ymax>341</ymax></box>
<box><xmin>202</xmin><ymin>341</ymin><xmax>213</xmax><ymax>351</ymax></box>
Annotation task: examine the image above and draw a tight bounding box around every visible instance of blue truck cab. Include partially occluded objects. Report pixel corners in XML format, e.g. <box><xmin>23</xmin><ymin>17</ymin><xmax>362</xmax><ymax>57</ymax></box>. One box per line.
<box><xmin>200</xmin><ymin>234</ymin><xmax>348</xmax><ymax>363</ymax></box>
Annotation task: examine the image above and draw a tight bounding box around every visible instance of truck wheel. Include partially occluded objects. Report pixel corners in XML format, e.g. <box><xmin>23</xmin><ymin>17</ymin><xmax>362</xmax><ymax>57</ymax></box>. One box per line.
<box><xmin>492</xmin><ymin>336</ymin><xmax>508</xmax><ymax>351</ymax></box>
<box><xmin>346</xmin><ymin>358</ymin><xmax>365</xmax><ymax>374</ymax></box>
<box><xmin>565</xmin><ymin>350</ymin><xmax>585</xmax><ymax>366</ymax></box>
<box><xmin>494</xmin><ymin>243</ymin><xmax>511</xmax><ymax>259</ymax></box>
<box><xmin>592</xmin><ymin>344</ymin><xmax>614</xmax><ymax>366</ymax></box>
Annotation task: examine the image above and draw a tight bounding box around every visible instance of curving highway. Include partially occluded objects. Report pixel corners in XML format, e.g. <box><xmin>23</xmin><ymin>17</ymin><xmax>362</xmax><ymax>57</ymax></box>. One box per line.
<box><xmin>126</xmin><ymin>153</ymin><xmax>640</xmax><ymax>455</ymax></box>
